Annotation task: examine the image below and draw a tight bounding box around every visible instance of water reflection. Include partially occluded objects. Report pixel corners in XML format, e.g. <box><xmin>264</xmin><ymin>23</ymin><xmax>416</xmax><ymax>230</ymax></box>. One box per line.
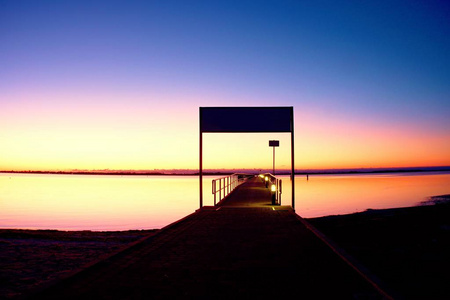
<box><xmin>0</xmin><ymin>174</ymin><xmax>215</xmax><ymax>231</ymax></box>
<box><xmin>1</xmin><ymin>172</ymin><xmax>449</xmax><ymax>230</ymax></box>
<box><xmin>280</xmin><ymin>172</ymin><xmax>450</xmax><ymax>218</ymax></box>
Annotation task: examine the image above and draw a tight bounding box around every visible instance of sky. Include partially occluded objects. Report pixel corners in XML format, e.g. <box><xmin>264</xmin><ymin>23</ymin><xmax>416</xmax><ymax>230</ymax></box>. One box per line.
<box><xmin>1</xmin><ymin>0</ymin><xmax>450</xmax><ymax>171</ymax></box>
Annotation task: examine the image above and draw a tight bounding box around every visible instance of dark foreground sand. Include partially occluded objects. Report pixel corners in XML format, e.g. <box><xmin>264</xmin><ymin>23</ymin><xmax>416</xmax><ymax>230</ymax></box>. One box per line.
<box><xmin>1</xmin><ymin>196</ymin><xmax>449</xmax><ymax>299</ymax></box>
<box><xmin>307</xmin><ymin>199</ymin><xmax>450</xmax><ymax>299</ymax></box>
<box><xmin>0</xmin><ymin>229</ymin><xmax>156</xmax><ymax>299</ymax></box>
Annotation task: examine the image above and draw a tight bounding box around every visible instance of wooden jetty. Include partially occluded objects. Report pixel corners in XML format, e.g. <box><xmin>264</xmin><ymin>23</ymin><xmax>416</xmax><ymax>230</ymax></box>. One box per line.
<box><xmin>32</xmin><ymin>176</ymin><xmax>390</xmax><ymax>299</ymax></box>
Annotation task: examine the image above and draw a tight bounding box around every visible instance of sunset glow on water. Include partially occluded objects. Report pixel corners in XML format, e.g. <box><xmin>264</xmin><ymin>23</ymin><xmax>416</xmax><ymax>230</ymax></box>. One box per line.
<box><xmin>279</xmin><ymin>172</ymin><xmax>450</xmax><ymax>218</ymax></box>
<box><xmin>1</xmin><ymin>172</ymin><xmax>449</xmax><ymax>231</ymax></box>
<box><xmin>0</xmin><ymin>174</ymin><xmax>212</xmax><ymax>231</ymax></box>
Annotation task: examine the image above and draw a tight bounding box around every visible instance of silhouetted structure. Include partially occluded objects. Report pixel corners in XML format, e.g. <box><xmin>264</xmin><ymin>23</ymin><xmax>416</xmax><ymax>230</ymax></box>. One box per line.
<box><xmin>199</xmin><ymin>107</ymin><xmax>295</xmax><ymax>209</ymax></box>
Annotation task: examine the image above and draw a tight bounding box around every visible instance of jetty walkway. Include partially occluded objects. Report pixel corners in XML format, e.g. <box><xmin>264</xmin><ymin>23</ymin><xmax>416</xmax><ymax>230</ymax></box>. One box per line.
<box><xmin>33</xmin><ymin>177</ymin><xmax>388</xmax><ymax>299</ymax></box>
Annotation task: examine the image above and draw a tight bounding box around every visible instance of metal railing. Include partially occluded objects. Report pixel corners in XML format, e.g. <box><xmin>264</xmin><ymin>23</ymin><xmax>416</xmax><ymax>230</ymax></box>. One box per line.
<box><xmin>259</xmin><ymin>173</ymin><xmax>282</xmax><ymax>205</ymax></box>
<box><xmin>212</xmin><ymin>173</ymin><xmax>250</xmax><ymax>205</ymax></box>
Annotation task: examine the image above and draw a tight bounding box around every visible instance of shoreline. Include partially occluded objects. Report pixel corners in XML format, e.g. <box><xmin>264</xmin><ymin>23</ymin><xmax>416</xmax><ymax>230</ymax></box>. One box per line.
<box><xmin>1</xmin><ymin>199</ymin><xmax>449</xmax><ymax>298</ymax></box>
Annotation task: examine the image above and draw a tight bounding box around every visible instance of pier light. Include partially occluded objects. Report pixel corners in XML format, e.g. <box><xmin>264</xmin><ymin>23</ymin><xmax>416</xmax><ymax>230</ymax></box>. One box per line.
<box><xmin>270</xmin><ymin>184</ymin><xmax>277</xmax><ymax>205</ymax></box>
<box><xmin>265</xmin><ymin>176</ymin><xmax>268</xmax><ymax>181</ymax></box>
<box><xmin>271</xmin><ymin>184</ymin><xmax>276</xmax><ymax>192</ymax></box>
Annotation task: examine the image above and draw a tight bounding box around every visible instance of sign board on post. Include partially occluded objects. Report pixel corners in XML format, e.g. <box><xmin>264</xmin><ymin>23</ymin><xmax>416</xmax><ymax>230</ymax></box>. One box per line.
<box><xmin>269</xmin><ymin>140</ymin><xmax>279</xmax><ymax>147</ymax></box>
<box><xmin>269</xmin><ymin>140</ymin><xmax>280</xmax><ymax>175</ymax></box>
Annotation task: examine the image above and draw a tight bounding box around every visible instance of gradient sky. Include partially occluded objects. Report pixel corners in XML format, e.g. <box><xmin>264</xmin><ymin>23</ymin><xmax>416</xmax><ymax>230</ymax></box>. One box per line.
<box><xmin>1</xmin><ymin>0</ymin><xmax>450</xmax><ymax>171</ymax></box>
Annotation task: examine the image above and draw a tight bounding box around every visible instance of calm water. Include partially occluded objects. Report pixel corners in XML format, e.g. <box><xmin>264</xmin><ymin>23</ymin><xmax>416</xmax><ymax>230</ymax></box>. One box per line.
<box><xmin>1</xmin><ymin>172</ymin><xmax>449</xmax><ymax>230</ymax></box>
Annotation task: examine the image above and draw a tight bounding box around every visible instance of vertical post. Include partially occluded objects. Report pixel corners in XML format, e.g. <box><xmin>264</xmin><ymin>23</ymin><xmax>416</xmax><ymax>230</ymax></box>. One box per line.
<box><xmin>275</xmin><ymin>178</ymin><xmax>278</xmax><ymax>203</ymax></box>
<box><xmin>290</xmin><ymin>107</ymin><xmax>295</xmax><ymax>210</ymax></box>
<box><xmin>227</xmin><ymin>176</ymin><xmax>229</xmax><ymax>194</ymax></box>
<box><xmin>273</xmin><ymin>146</ymin><xmax>275</xmax><ymax>175</ymax></box>
<box><xmin>199</xmin><ymin>108</ymin><xmax>203</xmax><ymax>208</ymax></box>
<box><xmin>279</xmin><ymin>179</ymin><xmax>282</xmax><ymax>204</ymax></box>
<box><xmin>213</xmin><ymin>180</ymin><xmax>216</xmax><ymax>205</ymax></box>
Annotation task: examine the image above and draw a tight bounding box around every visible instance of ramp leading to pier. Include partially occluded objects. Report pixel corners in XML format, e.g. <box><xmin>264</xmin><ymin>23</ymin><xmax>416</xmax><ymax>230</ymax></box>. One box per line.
<box><xmin>33</xmin><ymin>177</ymin><xmax>388</xmax><ymax>299</ymax></box>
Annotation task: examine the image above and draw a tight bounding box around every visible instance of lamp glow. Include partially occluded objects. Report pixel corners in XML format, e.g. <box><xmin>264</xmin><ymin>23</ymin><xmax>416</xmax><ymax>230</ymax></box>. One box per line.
<box><xmin>271</xmin><ymin>184</ymin><xmax>276</xmax><ymax>192</ymax></box>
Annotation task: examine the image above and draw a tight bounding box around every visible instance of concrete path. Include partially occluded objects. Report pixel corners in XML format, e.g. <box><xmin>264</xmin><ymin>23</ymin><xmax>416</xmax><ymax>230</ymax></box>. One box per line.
<box><xmin>32</xmin><ymin>177</ymin><xmax>387</xmax><ymax>299</ymax></box>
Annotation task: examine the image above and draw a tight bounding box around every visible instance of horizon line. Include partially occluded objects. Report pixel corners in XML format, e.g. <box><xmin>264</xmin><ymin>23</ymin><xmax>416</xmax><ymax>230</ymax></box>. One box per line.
<box><xmin>2</xmin><ymin>166</ymin><xmax>450</xmax><ymax>176</ymax></box>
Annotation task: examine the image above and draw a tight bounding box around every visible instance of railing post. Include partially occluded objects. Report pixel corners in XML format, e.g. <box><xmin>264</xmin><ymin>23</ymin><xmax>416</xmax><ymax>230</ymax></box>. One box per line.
<box><xmin>281</xmin><ymin>179</ymin><xmax>283</xmax><ymax>204</ymax></box>
<box><xmin>213</xmin><ymin>180</ymin><xmax>216</xmax><ymax>205</ymax></box>
<box><xmin>225</xmin><ymin>177</ymin><xmax>227</xmax><ymax>195</ymax></box>
<box><xmin>275</xmin><ymin>178</ymin><xmax>278</xmax><ymax>204</ymax></box>
<box><xmin>278</xmin><ymin>178</ymin><xmax>280</xmax><ymax>204</ymax></box>
<box><xmin>210</xmin><ymin>173</ymin><xmax>252</xmax><ymax>206</ymax></box>
<box><xmin>225</xmin><ymin>177</ymin><xmax>228</xmax><ymax>196</ymax></box>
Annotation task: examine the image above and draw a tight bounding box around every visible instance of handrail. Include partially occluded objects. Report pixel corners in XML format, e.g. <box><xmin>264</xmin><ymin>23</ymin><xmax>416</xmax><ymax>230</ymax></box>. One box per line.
<box><xmin>212</xmin><ymin>173</ymin><xmax>250</xmax><ymax>205</ymax></box>
<box><xmin>259</xmin><ymin>173</ymin><xmax>282</xmax><ymax>205</ymax></box>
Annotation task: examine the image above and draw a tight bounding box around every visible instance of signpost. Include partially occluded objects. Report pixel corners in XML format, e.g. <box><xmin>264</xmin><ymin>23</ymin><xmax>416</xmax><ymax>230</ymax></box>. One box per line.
<box><xmin>269</xmin><ymin>140</ymin><xmax>279</xmax><ymax>174</ymax></box>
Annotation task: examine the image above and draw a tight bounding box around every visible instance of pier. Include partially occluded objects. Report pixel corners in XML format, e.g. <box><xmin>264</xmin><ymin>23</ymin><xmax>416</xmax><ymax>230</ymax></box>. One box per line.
<box><xmin>33</xmin><ymin>176</ymin><xmax>389</xmax><ymax>299</ymax></box>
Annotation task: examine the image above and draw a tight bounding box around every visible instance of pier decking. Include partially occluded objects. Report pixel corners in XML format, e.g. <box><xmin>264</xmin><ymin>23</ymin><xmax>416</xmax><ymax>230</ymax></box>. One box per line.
<box><xmin>33</xmin><ymin>177</ymin><xmax>387</xmax><ymax>299</ymax></box>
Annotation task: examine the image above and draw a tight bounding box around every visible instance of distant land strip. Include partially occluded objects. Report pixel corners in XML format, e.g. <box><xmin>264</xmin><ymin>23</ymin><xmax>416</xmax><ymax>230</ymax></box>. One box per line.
<box><xmin>1</xmin><ymin>166</ymin><xmax>450</xmax><ymax>176</ymax></box>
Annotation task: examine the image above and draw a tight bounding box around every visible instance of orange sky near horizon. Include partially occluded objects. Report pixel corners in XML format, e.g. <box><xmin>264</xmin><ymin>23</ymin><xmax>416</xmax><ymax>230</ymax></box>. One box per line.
<box><xmin>1</xmin><ymin>91</ymin><xmax>449</xmax><ymax>172</ymax></box>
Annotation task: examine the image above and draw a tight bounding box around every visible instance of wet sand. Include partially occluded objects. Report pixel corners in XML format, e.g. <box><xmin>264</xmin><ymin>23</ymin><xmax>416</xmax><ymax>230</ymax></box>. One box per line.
<box><xmin>1</xmin><ymin>199</ymin><xmax>449</xmax><ymax>299</ymax></box>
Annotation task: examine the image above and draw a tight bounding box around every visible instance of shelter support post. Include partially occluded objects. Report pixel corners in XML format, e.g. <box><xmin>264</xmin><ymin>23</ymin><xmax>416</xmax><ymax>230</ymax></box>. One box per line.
<box><xmin>291</xmin><ymin>108</ymin><xmax>295</xmax><ymax>210</ymax></box>
<box><xmin>199</xmin><ymin>111</ymin><xmax>203</xmax><ymax>208</ymax></box>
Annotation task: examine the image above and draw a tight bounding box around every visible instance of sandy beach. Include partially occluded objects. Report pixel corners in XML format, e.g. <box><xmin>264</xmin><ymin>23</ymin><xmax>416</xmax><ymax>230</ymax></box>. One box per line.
<box><xmin>307</xmin><ymin>199</ymin><xmax>450</xmax><ymax>299</ymax></box>
<box><xmin>1</xmin><ymin>198</ymin><xmax>449</xmax><ymax>299</ymax></box>
<box><xmin>0</xmin><ymin>229</ymin><xmax>156</xmax><ymax>299</ymax></box>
